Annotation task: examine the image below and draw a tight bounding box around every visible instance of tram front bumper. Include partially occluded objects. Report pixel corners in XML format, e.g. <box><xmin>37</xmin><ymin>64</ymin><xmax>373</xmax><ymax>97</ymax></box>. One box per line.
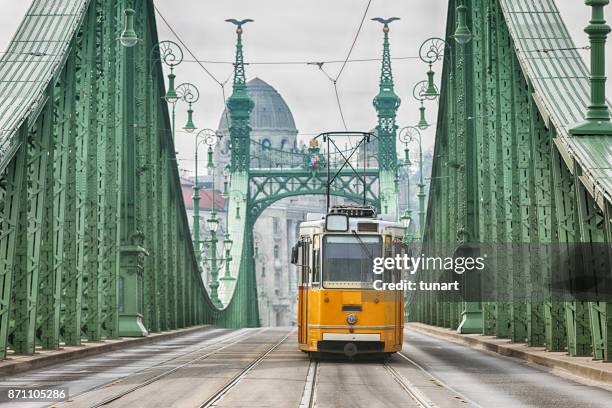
<box><xmin>316</xmin><ymin>333</ymin><xmax>384</xmax><ymax>355</ymax></box>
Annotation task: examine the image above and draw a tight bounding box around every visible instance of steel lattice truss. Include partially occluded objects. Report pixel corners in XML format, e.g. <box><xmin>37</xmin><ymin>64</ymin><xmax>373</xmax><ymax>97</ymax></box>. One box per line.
<box><xmin>248</xmin><ymin>169</ymin><xmax>380</xmax><ymax>220</ymax></box>
<box><xmin>0</xmin><ymin>0</ymin><xmax>256</xmax><ymax>359</ymax></box>
<box><xmin>413</xmin><ymin>0</ymin><xmax>612</xmax><ymax>363</ymax></box>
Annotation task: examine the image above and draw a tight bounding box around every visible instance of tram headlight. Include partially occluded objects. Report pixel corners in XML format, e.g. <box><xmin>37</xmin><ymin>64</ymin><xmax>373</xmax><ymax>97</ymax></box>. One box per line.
<box><xmin>346</xmin><ymin>313</ymin><xmax>357</xmax><ymax>325</ymax></box>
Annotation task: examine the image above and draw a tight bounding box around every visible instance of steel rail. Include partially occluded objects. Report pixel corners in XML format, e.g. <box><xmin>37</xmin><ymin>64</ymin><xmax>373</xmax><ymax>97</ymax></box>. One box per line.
<box><xmin>198</xmin><ymin>329</ymin><xmax>294</xmax><ymax>408</ymax></box>
<box><xmin>383</xmin><ymin>361</ymin><xmax>437</xmax><ymax>408</ymax></box>
<box><xmin>299</xmin><ymin>359</ymin><xmax>319</xmax><ymax>408</ymax></box>
<box><xmin>87</xmin><ymin>328</ymin><xmax>268</xmax><ymax>408</ymax></box>
<box><xmin>396</xmin><ymin>351</ymin><xmax>483</xmax><ymax>408</ymax></box>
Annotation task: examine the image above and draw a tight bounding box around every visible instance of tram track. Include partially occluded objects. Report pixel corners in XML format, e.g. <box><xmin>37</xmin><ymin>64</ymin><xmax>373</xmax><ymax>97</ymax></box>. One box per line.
<box><xmin>84</xmin><ymin>328</ymin><xmax>268</xmax><ymax>408</ymax></box>
<box><xmin>299</xmin><ymin>359</ymin><xmax>319</xmax><ymax>408</ymax></box>
<box><xmin>383</xmin><ymin>359</ymin><xmax>436</xmax><ymax>408</ymax></box>
<box><xmin>198</xmin><ymin>329</ymin><xmax>294</xmax><ymax>407</ymax></box>
<box><xmin>395</xmin><ymin>351</ymin><xmax>482</xmax><ymax>408</ymax></box>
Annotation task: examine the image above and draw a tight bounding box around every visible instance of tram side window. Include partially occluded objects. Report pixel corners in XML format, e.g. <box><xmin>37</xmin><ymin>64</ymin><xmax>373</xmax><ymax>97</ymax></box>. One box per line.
<box><xmin>301</xmin><ymin>241</ymin><xmax>310</xmax><ymax>287</ymax></box>
<box><xmin>384</xmin><ymin>236</ymin><xmax>403</xmax><ymax>284</ymax></box>
<box><xmin>312</xmin><ymin>235</ymin><xmax>320</xmax><ymax>286</ymax></box>
<box><xmin>312</xmin><ymin>248</ymin><xmax>320</xmax><ymax>286</ymax></box>
<box><xmin>393</xmin><ymin>240</ymin><xmax>405</xmax><ymax>283</ymax></box>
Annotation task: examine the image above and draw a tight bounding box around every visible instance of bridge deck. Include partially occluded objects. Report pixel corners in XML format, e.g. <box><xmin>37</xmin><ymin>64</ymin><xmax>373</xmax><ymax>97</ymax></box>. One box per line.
<box><xmin>1</xmin><ymin>327</ymin><xmax>611</xmax><ymax>407</ymax></box>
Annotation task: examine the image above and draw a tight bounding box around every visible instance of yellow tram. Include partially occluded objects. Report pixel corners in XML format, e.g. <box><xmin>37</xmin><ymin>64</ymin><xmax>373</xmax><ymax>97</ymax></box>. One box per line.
<box><xmin>291</xmin><ymin>205</ymin><xmax>406</xmax><ymax>357</ymax></box>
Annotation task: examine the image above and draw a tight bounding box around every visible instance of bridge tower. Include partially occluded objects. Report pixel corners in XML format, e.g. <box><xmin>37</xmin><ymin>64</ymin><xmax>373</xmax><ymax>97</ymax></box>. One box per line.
<box><xmin>373</xmin><ymin>18</ymin><xmax>401</xmax><ymax>218</ymax></box>
<box><xmin>227</xmin><ymin>20</ymin><xmax>255</xmax><ymax>172</ymax></box>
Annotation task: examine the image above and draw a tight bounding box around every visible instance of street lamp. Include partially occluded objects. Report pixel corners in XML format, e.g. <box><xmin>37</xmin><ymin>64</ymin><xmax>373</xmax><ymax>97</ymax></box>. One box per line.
<box><xmin>151</xmin><ymin>42</ymin><xmax>200</xmax><ymax>139</ymax></box>
<box><xmin>220</xmin><ymin>233</ymin><xmax>235</xmax><ymax>281</ymax></box>
<box><xmin>222</xmin><ymin>166</ymin><xmax>230</xmax><ymax>199</ymax></box>
<box><xmin>419</xmin><ymin>37</ymin><xmax>449</xmax><ymax>98</ymax></box>
<box><xmin>119</xmin><ymin>8</ymin><xmax>139</xmax><ymax>47</ymax></box>
<box><xmin>256</xmin><ymin>252</ymin><xmax>270</xmax><ymax>325</ymax></box>
<box><xmin>231</xmin><ymin>190</ymin><xmax>247</xmax><ymax>220</ymax></box>
<box><xmin>454</xmin><ymin>0</ymin><xmax>472</xmax><ymax>45</ymax></box>
<box><xmin>203</xmin><ymin>210</ymin><xmax>222</xmax><ymax>308</ymax></box>
<box><xmin>399</xmin><ymin>126</ymin><xmax>426</xmax><ymax>239</ymax></box>
<box><xmin>400</xmin><ymin>210</ymin><xmax>413</xmax><ymax>243</ymax></box>
<box><xmin>116</xmin><ymin>3</ymin><xmax>148</xmax><ymax>337</ymax></box>
<box><xmin>177</xmin><ymin>83</ymin><xmax>200</xmax><ymax>133</ymax></box>
<box><xmin>398</xmin><ymin>129</ymin><xmax>412</xmax><ymax>236</ymax></box>
<box><xmin>191</xmin><ymin>129</ymin><xmax>217</xmax><ymax>266</ymax></box>
<box><xmin>413</xmin><ymin>80</ymin><xmax>437</xmax><ymax>130</ymax></box>
<box><xmin>200</xmin><ymin>132</ymin><xmax>227</xmax><ymax>308</ymax></box>
<box><xmin>152</xmin><ymin>41</ymin><xmax>183</xmax><ymax>138</ymax></box>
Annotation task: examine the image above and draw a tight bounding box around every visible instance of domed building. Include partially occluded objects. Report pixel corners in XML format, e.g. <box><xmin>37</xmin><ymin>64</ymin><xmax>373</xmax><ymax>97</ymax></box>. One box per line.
<box><xmin>215</xmin><ymin>77</ymin><xmax>299</xmax><ymax>169</ymax></box>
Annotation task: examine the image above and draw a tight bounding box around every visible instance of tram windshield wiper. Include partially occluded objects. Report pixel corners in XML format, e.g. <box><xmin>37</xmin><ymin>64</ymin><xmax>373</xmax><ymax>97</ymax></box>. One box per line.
<box><xmin>351</xmin><ymin>230</ymin><xmax>374</xmax><ymax>262</ymax></box>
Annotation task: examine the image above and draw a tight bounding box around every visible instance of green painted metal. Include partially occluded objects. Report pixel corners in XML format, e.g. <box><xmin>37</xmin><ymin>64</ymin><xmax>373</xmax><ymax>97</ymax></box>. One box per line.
<box><xmin>0</xmin><ymin>0</ymin><xmax>392</xmax><ymax>352</ymax></box>
<box><xmin>570</xmin><ymin>0</ymin><xmax>612</xmax><ymax>135</ymax></box>
<box><xmin>414</xmin><ymin>0</ymin><xmax>612</xmax><ymax>364</ymax></box>
<box><xmin>373</xmin><ymin>19</ymin><xmax>400</xmax><ymax>219</ymax></box>
<box><xmin>7</xmin><ymin>0</ymin><xmax>609</xmax><ymax>367</ymax></box>
<box><xmin>0</xmin><ymin>0</ymin><xmax>257</xmax><ymax>357</ymax></box>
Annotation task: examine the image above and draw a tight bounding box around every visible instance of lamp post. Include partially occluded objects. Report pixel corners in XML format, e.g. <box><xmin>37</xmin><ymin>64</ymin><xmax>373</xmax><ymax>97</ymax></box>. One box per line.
<box><xmin>419</xmin><ymin>37</ymin><xmax>450</xmax><ymax>97</ymax></box>
<box><xmin>399</xmin><ymin>126</ymin><xmax>426</xmax><ymax>239</ymax></box>
<box><xmin>220</xmin><ymin>232</ymin><xmax>234</xmax><ymax>281</ymax></box>
<box><xmin>152</xmin><ymin>41</ymin><xmax>183</xmax><ymax>139</ymax></box>
<box><xmin>204</xmin><ymin>211</ymin><xmax>222</xmax><ymax>308</ymax></box>
<box><xmin>231</xmin><ymin>190</ymin><xmax>247</xmax><ymax>220</ymax></box>
<box><xmin>218</xmin><ymin>165</ymin><xmax>235</xmax><ymax>282</ymax></box>
<box><xmin>398</xmin><ymin>128</ymin><xmax>413</xmax><ymax>242</ymax></box>
<box><xmin>201</xmin><ymin>134</ymin><xmax>225</xmax><ymax>308</ymax></box>
<box><xmin>256</xmin><ymin>252</ymin><xmax>270</xmax><ymax>325</ymax></box>
<box><xmin>117</xmin><ymin>4</ymin><xmax>148</xmax><ymax>337</ymax></box>
<box><xmin>151</xmin><ymin>41</ymin><xmax>200</xmax><ymax>140</ymax></box>
<box><xmin>191</xmin><ymin>129</ymin><xmax>217</xmax><ymax>266</ymax></box>
<box><xmin>570</xmin><ymin>0</ymin><xmax>612</xmax><ymax>135</ymax></box>
<box><xmin>413</xmin><ymin>80</ymin><xmax>438</xmax><ymax>130</ymax></box>
<box><xmin>453</xmin><ymin>0</ymin><xmax>472</xmax><ymax>45</ymax></box>
<box><xmin>177</xmin><ymin>83</ymin><xmax>200</xmax><ymax>133</ymax></box>
<box><xmin>400</xmin><ymin>211</ymin><xmax>413</xmax><ymax>243</ymax></box>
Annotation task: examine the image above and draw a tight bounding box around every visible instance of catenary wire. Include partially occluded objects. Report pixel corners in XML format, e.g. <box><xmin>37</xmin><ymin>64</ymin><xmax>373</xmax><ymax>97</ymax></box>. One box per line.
<box><xmin>153</xmin><ymin>5</ymin><xmax>232</xmax><ymax>134</ymax></box>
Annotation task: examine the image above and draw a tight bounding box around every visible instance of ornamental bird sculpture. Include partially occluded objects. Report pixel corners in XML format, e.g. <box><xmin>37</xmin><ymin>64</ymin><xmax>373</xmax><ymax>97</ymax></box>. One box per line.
<box><xmin>225</xmin><ymin>18</ymin><xmax>254</xmax><ymax>28</ymax></box>
<box><xmin>372</xmin><ymin>17</ymin><xmax>400</xmax><ymax>29</ymax></box>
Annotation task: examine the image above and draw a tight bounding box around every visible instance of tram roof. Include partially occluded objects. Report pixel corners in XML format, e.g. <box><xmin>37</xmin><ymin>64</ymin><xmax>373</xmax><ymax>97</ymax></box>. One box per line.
<box><xmin>299</xmin><ymin>214</ymin><xmax>404</xmax><ymax>235</ymax></box>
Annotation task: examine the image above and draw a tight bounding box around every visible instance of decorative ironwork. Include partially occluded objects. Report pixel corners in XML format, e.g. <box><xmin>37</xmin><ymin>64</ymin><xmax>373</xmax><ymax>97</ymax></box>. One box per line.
<box><xmin>419</xmin><ymin>37</ymin><xmax>448</xmax><ymax>65</ymax></box>
<box><xmin>176</xmin><ymin>83</ymin><xmax>200</xmax><ymax>104</ymax></box>
<box><xmin>152</xmin><ymin>40</ymin><xmax>183</xmax><ymax>68</ymax></box>
<box><xmin>226</xmin><ymin>18</ymin><xmax>254</xmax><ymax>172</ymax></box>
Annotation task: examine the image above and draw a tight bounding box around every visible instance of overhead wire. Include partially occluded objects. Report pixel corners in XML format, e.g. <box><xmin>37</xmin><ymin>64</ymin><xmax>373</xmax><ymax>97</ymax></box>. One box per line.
<box><xmin>176</xmin><ymin>55</ymin><xmax>421</xmax><ymax>65</ymax></box>
<box><xmin>309</xmin><ymin>0</ymin><xmax>372</xmax><ymax>137</ymax></box>
<box><xmin>153</xmin><ymin>5</ymin><xmax>233</xmax><ymax>134</ymax></box>
<box><xmin>334</xmin><ymin>0</ymin><xmax>372</xmax><ymax>82</ymax></box>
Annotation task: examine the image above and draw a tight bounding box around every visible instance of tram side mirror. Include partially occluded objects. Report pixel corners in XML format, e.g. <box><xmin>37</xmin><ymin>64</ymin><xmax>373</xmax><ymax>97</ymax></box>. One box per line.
<box><xmin>290</xmin><ymin>243</ymin><xmax>299</xmax><ymax>265</ymax></box>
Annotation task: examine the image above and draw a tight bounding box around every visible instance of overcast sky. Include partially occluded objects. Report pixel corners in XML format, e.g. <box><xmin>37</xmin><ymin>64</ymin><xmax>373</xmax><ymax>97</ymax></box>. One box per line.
<box><xmin>0</xmin><ymin>1</ymin><xmax>605</xmax><ymax>175</ymax></box>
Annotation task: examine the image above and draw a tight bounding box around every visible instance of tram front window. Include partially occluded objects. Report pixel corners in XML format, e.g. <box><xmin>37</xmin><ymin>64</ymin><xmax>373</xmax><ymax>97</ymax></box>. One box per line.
<box><xmin>322</xmin><ymin>235</ymin><xmax>382</xmax><ymax>289</ymax></box>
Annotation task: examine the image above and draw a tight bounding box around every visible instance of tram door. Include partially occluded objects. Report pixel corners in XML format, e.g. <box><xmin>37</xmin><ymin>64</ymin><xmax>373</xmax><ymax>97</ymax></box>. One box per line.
<box><xmin>298</xmin><ymin>240</ymin><xmax>311</xmax><ymax>345</ymax></box>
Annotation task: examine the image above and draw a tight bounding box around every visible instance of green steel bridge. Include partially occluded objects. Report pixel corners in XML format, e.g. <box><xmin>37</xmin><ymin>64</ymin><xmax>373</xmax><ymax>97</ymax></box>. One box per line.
<box><xmin>0</xmin><ymin>0</ymin><xmax>611</xmax><ymax>375</ymax></box>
